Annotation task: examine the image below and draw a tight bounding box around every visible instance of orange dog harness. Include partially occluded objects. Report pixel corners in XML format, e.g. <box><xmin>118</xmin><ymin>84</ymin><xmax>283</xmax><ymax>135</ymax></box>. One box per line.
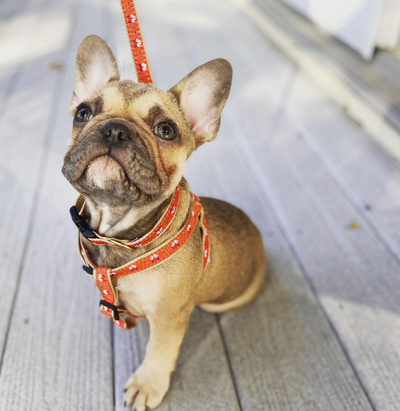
<box><xmin>70</xmin><ymin>186</ymin><xmax>210</xmax><ymax>329</ymax></box>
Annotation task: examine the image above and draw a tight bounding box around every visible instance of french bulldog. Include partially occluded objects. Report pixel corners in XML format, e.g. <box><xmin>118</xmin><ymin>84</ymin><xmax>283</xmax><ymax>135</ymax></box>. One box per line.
<box><xmin>62</xmin><ymin>35</ymin><xmax>266</xmax><ymax>410</ymax></box>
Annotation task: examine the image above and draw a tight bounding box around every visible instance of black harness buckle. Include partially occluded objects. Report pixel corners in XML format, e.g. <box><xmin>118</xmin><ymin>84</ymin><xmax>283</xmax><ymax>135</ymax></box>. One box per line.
<box><xmin>82</xmin><ymin>265</ymin><xmax>94</xmax><ymax>275</ymax></box>
<box><xmin>70</xmin><ymin>206</ymin><xmax>96</xmax><ymax>239</ymax></box>
<box><xmin>99</xmin><ymin>300</ymin><xmax>120</xmax><ymax>321</ymax></box>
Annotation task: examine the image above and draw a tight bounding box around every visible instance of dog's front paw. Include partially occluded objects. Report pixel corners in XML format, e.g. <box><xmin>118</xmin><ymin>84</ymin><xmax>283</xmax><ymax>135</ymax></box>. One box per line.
<box><xmin>123</xmin><ymin>364</ymin><xmax>170</xmax><ymax>410</ymax></box>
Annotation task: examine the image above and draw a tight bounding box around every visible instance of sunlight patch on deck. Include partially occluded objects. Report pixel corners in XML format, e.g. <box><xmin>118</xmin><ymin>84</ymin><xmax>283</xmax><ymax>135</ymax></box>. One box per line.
<box><xmin>0</xmin><ymin>10</ymin><xmax>72</xmax><ymax>69</ymax></box>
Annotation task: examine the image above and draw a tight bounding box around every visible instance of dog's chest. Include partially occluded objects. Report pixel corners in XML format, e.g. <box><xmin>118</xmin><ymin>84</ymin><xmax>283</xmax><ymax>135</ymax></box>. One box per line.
<box><xmin>96</xmin><ymin>245</ymin><xmax>133</xmax><ymax>267</ymax></box>
<box><xmin>116</xmin><ymin>268</ymin><xmax>167</xmax><ymax>316</ymax></box>
<box><xmin>92</xmin><ymin>244</ymin><xmax>170</xmax><ymax>316</ymax></box>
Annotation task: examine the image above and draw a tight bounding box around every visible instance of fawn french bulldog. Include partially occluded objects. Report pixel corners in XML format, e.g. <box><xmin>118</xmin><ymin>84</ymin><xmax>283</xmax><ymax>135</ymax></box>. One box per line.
<box><xmin>62</xmin><ymin>35</ymin><xmax>266</xmax><ymax>410</ymax></box>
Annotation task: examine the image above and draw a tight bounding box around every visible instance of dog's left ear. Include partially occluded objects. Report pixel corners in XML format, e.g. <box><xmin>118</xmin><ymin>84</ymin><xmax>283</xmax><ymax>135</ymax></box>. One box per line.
<box><xmin>71</xmin><ymin>35</ymin><xmax>120</xmax><ymax>110</ymax></box>
<box><xmin>169</xmin><ymin>59</ymin><xmax>232</xmax><ymax>149</ymax></box>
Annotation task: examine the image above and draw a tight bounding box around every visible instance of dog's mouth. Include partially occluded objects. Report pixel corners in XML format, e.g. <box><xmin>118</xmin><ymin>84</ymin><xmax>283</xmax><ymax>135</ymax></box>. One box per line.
<box><xmin>87</xmin><ymin>154</ymin><xmax>125</xmax><ymax>176</ymax></box>
<box><xmin>84</xmin><ymin>154</ymin><xmax>134</xmax><ymax>187</ymax></box>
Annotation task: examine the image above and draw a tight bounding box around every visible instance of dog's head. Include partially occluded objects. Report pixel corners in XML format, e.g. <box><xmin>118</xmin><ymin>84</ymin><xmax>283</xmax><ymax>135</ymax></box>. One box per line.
<box><xmin>62</xmin><ymin>35</ymin><xmax>232</xmax><ymax>207</ymax></box>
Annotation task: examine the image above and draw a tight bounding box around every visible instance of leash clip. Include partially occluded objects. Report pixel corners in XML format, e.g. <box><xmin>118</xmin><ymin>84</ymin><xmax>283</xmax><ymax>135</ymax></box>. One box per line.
<box><xmin>70</xmin><ymin>206</ymin><xmax>96</xmax><ymax>239</ymax></box>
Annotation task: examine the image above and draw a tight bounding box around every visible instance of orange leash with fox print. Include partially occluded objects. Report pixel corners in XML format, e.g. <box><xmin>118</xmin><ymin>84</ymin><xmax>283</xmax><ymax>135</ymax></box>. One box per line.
<box><xmin>70</xmin><ymin>0</ymin><xmax>210</xmax><ymax>330</ymax></box>
<box><xmin>120</xmin><ymin>0</ymin><xmax>153</xmax><ymax>84</ymax></box>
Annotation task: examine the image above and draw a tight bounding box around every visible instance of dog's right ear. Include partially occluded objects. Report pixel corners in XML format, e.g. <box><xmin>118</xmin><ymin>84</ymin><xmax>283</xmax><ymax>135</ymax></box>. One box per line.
<box><xmin>70</xmin><ymin>35</ymin><xmax>119</xmax><ymax>111</ymax></box>
<box><xmin>169</xmin><ymin>59</ymin><xmax>232</xmax><ymax>150</ymax></box>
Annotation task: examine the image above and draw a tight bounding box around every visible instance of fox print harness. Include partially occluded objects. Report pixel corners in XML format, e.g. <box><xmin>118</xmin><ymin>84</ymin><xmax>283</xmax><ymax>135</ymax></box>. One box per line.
<box><xmin>71</xmin><ymin>185</ymin><xmax>211</xmax><ymax>329</ymax></box>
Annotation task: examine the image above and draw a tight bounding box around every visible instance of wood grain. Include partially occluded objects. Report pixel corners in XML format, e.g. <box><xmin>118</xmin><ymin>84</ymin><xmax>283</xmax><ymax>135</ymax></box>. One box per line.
<box><xmin>0</xmin><ymin>0</ymin><xmax>115</xmax><ymax>410</ymax></box>
<box><xmin>209</xmin><ymin>7</ymin><xmax>400</xmax><ymax>409</ymax></box>
<box><xmin>185</xmin><ymin>128</ymin><xmax>374</xmax><ymax>411</ymax></box>
<box><xmin>1</xmin><ymin>0</ymin><xmax>399</xmax><ymax>410</ymax></box>
<box><xmin>115</xmin><ymin>1</ymin><xmax>375</xmax><ymax>410</ymax></box>
<box><xmin>169</xmin><ymin>2</ymin><xmax>400</xmax><ymax>409</ymax></box>
<box><xmin>0</xmin><ymin>0</ymin><xmax>72</xmax><ymax>354</ymax></box>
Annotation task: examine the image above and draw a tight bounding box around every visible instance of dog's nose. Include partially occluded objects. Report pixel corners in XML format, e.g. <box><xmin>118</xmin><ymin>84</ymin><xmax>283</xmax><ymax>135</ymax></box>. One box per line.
<box><xmin>101</xmin><ymin>123</ymin><xmax>129</xmax><ymax>141</ymax></box>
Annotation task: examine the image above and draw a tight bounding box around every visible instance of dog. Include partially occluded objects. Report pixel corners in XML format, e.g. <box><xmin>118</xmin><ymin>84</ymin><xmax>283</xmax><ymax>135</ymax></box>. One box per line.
<box><xmin>62</xmin><ymin>35</ymin><xmax>266</xmax><ymax>410</ymax></box>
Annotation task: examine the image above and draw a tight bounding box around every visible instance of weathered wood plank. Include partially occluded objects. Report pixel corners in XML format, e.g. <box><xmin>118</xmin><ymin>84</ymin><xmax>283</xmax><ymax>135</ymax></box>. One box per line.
<box><xmin>268</xmin><ymin>70</ymin><xmax>400</xmax><ymax>411</ymax></box>
<box><xmin>2</xmin><ymin>0</ymin><xmax>396</xmax><ymax>410</ymax></box>
<box><xmin>217</xmin><ymin>0</ymin><xmax>400</xmax><ymax>267</ymax></box>
<box><xmin>201</xmin><ymin>6</ymin><xmax>400</xmax><ymax>409</ymax></box>
<box><xmin>109</xmin><ymin>4</ymin><xmax>241</xmax><ymax>410</ymax></box>
<box><xmin>0</xmin><ymin>0</ymin><xmax>72</xmax><ymax>355</ymax></box>
<box><xmin>0</xmin><ymin>0</ymin><xmax>115</xmax><ymax>410</ymax></box>
<box><xmin>173</xmin><ymin>3</ymin><xmax>400</xmax><ymax>409</ymax></box>
<box><xmin>278</xmin><ymin>74</ymin><xmax>400</xmax><ymax>260</ymax></box>
<box><xmin>226</xmin><ymin>107</ymin><xmax>400</xmax><ymax>411</ymax></box>
<box><xmin>112</xmin><ymin>1</ymin><xmax>375</xmax><ymax>410</ymax></box>
<box><xmin>187</xmin><ymin>133</ymin><xmax>374</xmax><ymax>411</ymax></box>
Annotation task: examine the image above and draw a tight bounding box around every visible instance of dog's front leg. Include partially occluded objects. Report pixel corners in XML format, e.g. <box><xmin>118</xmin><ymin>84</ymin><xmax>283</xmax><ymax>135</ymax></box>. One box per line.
<box><xmin>124</xmin><ymin>308</ymin><xmax>192</xmax><ymax>410</ymax></box>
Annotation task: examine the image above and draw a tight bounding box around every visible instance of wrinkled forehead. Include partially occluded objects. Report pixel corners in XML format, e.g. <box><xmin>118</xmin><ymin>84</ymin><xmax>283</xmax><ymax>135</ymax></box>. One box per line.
<box><xmin>98</xmin><ymin>80</ymin><xmax>180</xmax><ymax>120</ymax></box>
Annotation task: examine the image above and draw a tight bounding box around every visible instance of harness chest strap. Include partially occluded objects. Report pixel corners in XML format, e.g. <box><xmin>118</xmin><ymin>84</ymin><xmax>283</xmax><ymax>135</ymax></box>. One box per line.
<box><xmin>74</xmin><ymin>191</ymin><xmax>210</xmax><ymax>330</ymax></box>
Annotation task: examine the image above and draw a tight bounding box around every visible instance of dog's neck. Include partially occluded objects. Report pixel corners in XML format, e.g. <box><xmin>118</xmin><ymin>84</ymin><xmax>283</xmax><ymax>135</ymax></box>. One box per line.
<box><xmin>79</xmin><ymin>179</ymin><xmax>192</xmax><ymax>269</ymax></box>
<box><xmin>84</xmin><ymin>193</ymin><xmax>173</xmax><ymax>240</ymax></box>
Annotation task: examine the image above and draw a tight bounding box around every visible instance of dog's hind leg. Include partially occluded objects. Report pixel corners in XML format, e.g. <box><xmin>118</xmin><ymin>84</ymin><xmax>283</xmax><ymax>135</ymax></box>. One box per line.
<box><xmin>199</xmin><ymin>261</ymin><xmax>266</xmax><ymax>314</ymax></box>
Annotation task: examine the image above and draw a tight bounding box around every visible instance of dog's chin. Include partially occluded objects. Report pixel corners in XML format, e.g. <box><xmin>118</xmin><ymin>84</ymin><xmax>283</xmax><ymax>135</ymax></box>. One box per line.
<box><xmin>67</xmin><ymin>153</ymin><xmax>167</xmax><ymax>206</ymax></box>
<box><xmin>86</xmin><ymin>155</ymin><xmax>125</xmax><ymax>187</ymax></box>
<box><xmin>77</xmin><ymin>155</ymin><xmax>141</xmax><ymax>203</ymax></box>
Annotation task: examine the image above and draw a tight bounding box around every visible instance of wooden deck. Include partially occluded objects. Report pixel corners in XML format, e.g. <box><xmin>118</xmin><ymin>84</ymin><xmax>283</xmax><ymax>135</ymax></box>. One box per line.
<box><xmin>1</xmin><ymin>0</ymin><xmax>400</xmax><ymax>410</ymax></box>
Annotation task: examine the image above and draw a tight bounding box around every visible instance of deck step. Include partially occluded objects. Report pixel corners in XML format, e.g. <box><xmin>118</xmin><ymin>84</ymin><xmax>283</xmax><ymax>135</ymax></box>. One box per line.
<box><xmin>236</xmin><ymin>0</ymin><xmax>400</xmax><ymax>161</ymax></box>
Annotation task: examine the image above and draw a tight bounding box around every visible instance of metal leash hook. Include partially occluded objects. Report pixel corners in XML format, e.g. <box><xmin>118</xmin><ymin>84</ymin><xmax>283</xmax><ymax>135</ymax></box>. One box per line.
<box><xmin>120</xmin><ymin>0</ymin><xmax>154</xmax><ymax>84</ymax></box>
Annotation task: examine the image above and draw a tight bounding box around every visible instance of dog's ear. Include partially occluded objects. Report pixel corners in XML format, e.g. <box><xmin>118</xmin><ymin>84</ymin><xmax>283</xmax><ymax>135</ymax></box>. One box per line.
<box><xmin>169</xmin><ymin>59</ymin><xmax>232</xmax><ymax>149</ymax></box>
<box><xmin>71</xmin><ymin>35</ymin><xmax>119</xmax><ymax>110</ymax></box>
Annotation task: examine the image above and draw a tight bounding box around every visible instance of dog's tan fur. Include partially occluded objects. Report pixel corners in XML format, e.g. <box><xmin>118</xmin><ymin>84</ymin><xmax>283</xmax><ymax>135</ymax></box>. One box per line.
<box><xmin>62</xmin><ymin>35</ymin><xmax>266</xmax><ymax>410</ymax></box>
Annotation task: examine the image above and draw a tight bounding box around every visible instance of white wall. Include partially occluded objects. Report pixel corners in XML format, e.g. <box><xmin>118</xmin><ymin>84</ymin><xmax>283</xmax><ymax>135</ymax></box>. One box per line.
<box><xmin>281</xmin><ymin>0</ymin><xmax>400</xmax><ymax>59</ymax></box>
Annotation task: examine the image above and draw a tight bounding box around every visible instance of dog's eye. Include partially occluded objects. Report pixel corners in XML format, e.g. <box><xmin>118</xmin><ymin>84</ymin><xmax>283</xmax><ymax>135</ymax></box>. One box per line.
<box><xmin>154</xmin><ymin>122</ymin><xmax>176</xmax><ymax>140</ymax></box>
<box><xmin>75</xmin><ymin>106</ymin><xmax>93</xmax><ymax>122</ymax></box>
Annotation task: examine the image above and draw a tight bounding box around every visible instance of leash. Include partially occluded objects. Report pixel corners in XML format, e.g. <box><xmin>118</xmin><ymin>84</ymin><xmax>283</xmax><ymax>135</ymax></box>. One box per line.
<box><xmin>120</xmin><ymin>0</ymin><xmax>153</xmax><ymax>83</ymax></box>
<box><xmin>69</xmin><ymin>1</ymin><xmax>211</xmax><ymax>330</ymax></box>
